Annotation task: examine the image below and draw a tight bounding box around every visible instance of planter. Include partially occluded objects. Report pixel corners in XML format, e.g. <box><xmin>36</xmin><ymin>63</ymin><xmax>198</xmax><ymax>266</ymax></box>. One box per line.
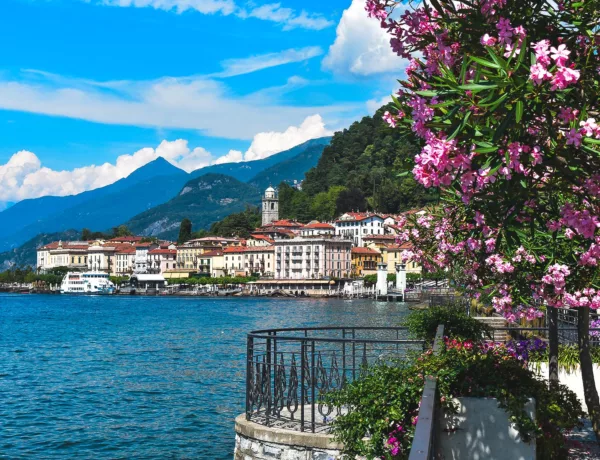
<box><xmin>532</xmin><ymin>363</ymin><xmax>600</xmax><ymax>410</ymax></box>
<box><xmin>437</xmin><ymin>397</ymin><xmax>536</xmax><ymax>460</ymax></box>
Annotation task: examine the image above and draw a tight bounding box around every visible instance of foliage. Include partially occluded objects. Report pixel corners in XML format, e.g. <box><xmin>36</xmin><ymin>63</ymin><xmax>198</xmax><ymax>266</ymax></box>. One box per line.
<box><xmin>277</xmin><ymin>107</ymin><xmax>437</xmax><ymax>221</ymax></box>
<box><xmin>202</xmin><ymin>206</ymin><xmax>262</xmax><ymax>238</ymax></box>
<box><xmin>326</xmin><ymin>338</ymin><xmax>583</xmax><ymax>459</ymax></box>
<box><xmin>0</xmin><ymin>266</ymin><xmax>67</xmax><ymax>285</ymax></box>
<box><xmin>178</xmin><ymin>218</ymin><xmax>193</xmax><ymax>244</ymax></box>
<box><xmin>109</xmin><ymin>276</ymin><xmax>130</xmax><ymax>286</ymax></box>
<box><xmin>177</xmin><ymin>275</ymin><xmax>258</xmax><ymax>285</ymax></box>
<box><xmin>404</xmin><ymin>304</ymin><xmax>491</xmax><ymax>342</ymax></box>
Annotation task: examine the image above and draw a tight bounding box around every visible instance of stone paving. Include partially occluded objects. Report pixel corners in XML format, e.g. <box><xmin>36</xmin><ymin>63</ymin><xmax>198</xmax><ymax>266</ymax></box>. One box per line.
<box><xmin>567</xmin><ymin>420</ymin><xmax>600</xmax><ymax>459</ymax></box>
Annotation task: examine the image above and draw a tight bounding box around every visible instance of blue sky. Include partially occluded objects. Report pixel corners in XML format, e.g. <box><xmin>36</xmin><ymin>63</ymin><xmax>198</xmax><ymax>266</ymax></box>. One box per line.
<box><xmin>0</xmin><ymin>0</ymin><xmax>407</xmax><ymax>206</ymax></box>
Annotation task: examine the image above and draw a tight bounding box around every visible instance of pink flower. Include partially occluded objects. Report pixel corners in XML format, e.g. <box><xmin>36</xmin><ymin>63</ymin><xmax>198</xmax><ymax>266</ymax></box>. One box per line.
<box><xmin>566</xmin><ymin>128</ymin><xmax>582</xmax><ymax>147</ymax></box>
<box><xmin>551</xmin><ymin>67</ymin><xmax>580</xmax><ymax>90</ymax></box>
<box><xmin>532</xmin><ymin>39</ymin><xmax>551</xmax><ymax>67</ymax></box>
<box><xmin>550</xmin><ymin>44</ymin><xmax>571</xmax><ymax>67</ymax></box>
<box><xmin>580</xmin><ymin>118</ymin><xmax>599</xmax><ymax>137</ymax></box>
<box><xmin>480</xmin><ymin>34</ymin><xmax>497</xmax><ymax>46</ymax></box>
<box><xmin>529</xmin><ymin>63</ymin><xmax>552</xmax><ymax>85</ymax></box>
<box><xmin>383</xmin><ymin>111</ymin><xmax>397</xmax><ymax>128</ymax></box>
<box><xmin>558</xmin><ymin>107</ymin><xmax>579</xmax><ymax>123</ymax></box>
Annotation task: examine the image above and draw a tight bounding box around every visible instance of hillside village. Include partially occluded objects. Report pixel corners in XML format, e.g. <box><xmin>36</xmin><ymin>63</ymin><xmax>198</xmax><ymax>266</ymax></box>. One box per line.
<box><xmin>35</xmin><ymin>186</ymin><xmax>422</xmax><ymax>287</ymax></box>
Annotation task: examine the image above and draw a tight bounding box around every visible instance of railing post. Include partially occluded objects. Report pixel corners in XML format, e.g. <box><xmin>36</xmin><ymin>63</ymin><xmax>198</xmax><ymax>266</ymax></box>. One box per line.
<box><xmin>246</xmin><ymin>335</ymin><xmax>254</xmax><ymax>420</ymax></box>
<box><xmin>311</xmin><ymin>340</ymin><xmax>316</xmax><ymax>433</ymax></box>
<box><xmin>266</xmin><ymin>334</ymin><xmax>272</xmax><ymax>425</ymax></box>
<box><xmin>300</xmin><ymin>339</ymin><xmax>306</xmax><ymax>432</ymax></box>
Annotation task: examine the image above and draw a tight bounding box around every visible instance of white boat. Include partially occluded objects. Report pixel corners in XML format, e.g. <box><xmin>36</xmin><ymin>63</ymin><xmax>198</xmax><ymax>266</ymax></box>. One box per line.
<box><xmin>60</xmin><ymin>272</ymin><xmax>115</xmax><ymax>295</ymax></box>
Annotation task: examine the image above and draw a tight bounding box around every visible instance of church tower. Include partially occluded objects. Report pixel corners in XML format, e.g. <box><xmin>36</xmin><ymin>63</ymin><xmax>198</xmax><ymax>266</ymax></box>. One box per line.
<box><xmin>262</xmin><ymin>186</ymin><xmax>279</xmax><ymax>226</ymax></box>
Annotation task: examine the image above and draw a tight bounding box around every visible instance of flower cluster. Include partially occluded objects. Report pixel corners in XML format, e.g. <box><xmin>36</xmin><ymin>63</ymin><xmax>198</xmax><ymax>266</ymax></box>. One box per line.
<box><xmin>529</xmin><ymin>40</ymin><xmax>580</xmax><ymax>90</ymax></box>
<box><xmin>385</xmin><ymin>425</ymin><xmax>405</xmax><ymax>458</ymax></box>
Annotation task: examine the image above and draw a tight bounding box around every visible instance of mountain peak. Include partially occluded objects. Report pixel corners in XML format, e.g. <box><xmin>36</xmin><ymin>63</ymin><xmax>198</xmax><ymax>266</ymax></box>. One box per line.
<box><xmin>127</xmin><ymin>157</ymin><xmax>187</xmax><ymax>182</ymax></box>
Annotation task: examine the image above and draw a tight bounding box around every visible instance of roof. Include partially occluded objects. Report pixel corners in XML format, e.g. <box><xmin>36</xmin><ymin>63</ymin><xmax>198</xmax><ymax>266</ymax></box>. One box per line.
<box><xmin>116</xmin><ymin>247</ymin><xmax>136</xmax><ymax>254</ymax></box>
<box><xmin>265</xmin><ymin>186</ymin><xmax>275</xmax><ymax>192</ymax></box>
<box><xmin>132</xmin><ymin>274</ymin><xmax>166</xmax><ymax>281</ymax></box>
<box><xmin>335</xmin><ymin>212</ymin><xmax>384</xmax><ymax>223</ymax></box>
<box><xmin>384</xmin><ymin>243</ymin><xmax>413</xmax><ymax>251</ymax></box>
<box><xmin>267</xmin><ymin>219</ymin><xmax>304</xmax><ymax>228</ymax></box>
<box><xmin>250</xmin><ymin>234</ymin><xmax>275</xmax><ymax>243</ymax></box>
<box><xmin>304</xmin><ymin>222</ymin><xmax>335</xmax><ymax>230</ymax></box>
<box><xmin>201</xmin><ymin>250</ymin><xmax>223</xmax><ymax>257</ymax></box>
<box><xmin>363</xmin><ymin>234</ymin><xmax>396</xmax><ymax>240</ymax></box>
<box><xmin>39</xmin><ymin>241</ymin><xmax>90</xmax><ymax>250</ymax></box>
<box><xmin>352</xmin><ymin>247</ymin><xmax>381</xmax><ymax>255</ymax></box>
<box><xmin>223</xmin><ymin>246</ymin><xmax>275</xmax><ymax>254</ymax></box>
<box><xmin>187</xmin><ymin>237</ymin><xmax>239</xmax><ymax>243</ymax></box>
<box><xmin>148</xmin><ymin>249</ymin><xmax>176</xmax><ymax>255</ymax></box>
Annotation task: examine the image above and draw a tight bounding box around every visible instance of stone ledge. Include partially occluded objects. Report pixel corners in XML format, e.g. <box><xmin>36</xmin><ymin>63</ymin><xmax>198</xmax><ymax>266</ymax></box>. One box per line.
<box><xmin>235</xmin><ymin>414</ymin><xmax>344</xmax><ymax>450</ymax></box>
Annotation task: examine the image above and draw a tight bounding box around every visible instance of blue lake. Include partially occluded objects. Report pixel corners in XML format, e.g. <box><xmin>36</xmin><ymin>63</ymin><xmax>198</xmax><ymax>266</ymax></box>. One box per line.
<box><xmin>0</xmin><ymin>294</ymin><xmax>409</xmax><ymax>459</ymax></box>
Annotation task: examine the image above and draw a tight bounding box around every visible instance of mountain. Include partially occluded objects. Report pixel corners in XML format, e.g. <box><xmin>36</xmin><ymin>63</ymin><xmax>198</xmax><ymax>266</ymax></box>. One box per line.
<box><xmin>248</xmin><ymin>143</ymin><xmax>326</xmax><ymax>191</ymax></box>
<box><xmin>124</xmin><ymin>174</ymin><xmax>263</xmax><ymax>240</ymax></box>
<box><xmin>0</xmin><ymin>158</ymin><xmax>188</xmax><ymax>251</ymax></box>
<box><xmin>0</xmin><ymin>229</ymin><xmax>81</xmax><ymax>270</ymax></box>
<box><xmin>189</xmin><ymin>137</ymin><xmax>331</xmax><ymax>182</ymax></box>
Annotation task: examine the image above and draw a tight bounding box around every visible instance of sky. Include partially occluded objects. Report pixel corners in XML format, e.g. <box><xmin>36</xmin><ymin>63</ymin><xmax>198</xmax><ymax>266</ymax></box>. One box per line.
<box><xmin>0</xmin><ymin>0</ymin><xmax>407</xmax><ymax>208</ymax></box>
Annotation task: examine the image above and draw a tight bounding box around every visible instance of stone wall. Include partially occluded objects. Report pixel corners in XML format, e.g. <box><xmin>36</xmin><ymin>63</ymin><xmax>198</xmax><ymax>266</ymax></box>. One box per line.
<box><xmin>234</xmin><ymin>415</ymin><xmax>344</xmax><ymax>460</ymax></box>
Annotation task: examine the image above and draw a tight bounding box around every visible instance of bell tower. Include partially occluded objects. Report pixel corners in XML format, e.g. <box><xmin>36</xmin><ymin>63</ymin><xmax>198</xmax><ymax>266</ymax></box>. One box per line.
<box><xmin>262</xmin><ymin>186</ymin><xmax>279</xmax><ymax>226</ymax></box>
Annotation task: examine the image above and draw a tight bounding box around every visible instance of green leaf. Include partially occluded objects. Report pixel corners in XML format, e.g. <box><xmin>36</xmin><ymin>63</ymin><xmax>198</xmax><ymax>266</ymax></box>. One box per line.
<box><xmin>397</xmin><ymin>171</ymin><xmax>410</xmax><ymax>177</ymax></box>
<box><xmin>459</xmin><ymin>83</ymin><xmax>499</xmax><ymax>92</ymax></box>
<box><xmin>474</xmin><ymin>146</ymin><xmax>498</xmax><ymax>154</ymax></box>
<box><xmin>470</xmin><ymin>56</ymin><xmax>500</xmax><ymax>69</ymax></box>
<box><xmin>583</xmin><ymin>137</ymin><xmax>600</xmax><ymax>145</ymax></box>
<box><xmin>414</xmin><ymin>90</ymin><xmax>440</xmax><ymax>97</ymax></box>
<box><xmin>448</xmin><ymin>111</ymin><xmax>472</xmax><ymax>140</ymax></box>
<box><xmin>515</xmin><ymin>100</ymin><xmax>523</xmax><ymax>123</ymax></box>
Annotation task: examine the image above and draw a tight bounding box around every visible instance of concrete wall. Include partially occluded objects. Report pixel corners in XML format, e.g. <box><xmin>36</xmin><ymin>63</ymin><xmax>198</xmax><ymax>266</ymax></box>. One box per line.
<box><xmin>437</xmin><ymin>397</ymin><xmax>536</xmax><ymax>460</ymax></box>
<box><xmin>234</xmin><ymin>415</ymin><xmax>345</xmax><ymax>460</ymax></box>
<box><xmin>533</xmin><ymin>363</ymin><xmax>600</xmax><ymax>411</ymax></box>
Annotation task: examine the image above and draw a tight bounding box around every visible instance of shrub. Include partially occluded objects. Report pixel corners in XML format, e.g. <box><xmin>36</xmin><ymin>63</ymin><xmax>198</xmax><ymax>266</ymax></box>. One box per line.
<box><xmin>403</xmin><ymin>303</ymin><xmax>491</xmax><ymax>342</ymax></box>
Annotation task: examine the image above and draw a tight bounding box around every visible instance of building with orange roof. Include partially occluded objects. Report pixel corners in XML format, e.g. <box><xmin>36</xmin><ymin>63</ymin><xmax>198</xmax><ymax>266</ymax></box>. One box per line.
<box><xmin>148</xmin><ymin>248</ymin><xmax>177</xmax><ymax>274</ymax></box>
<box><xmin>351</xmin><ymin>247</ymin><xmax>383</xmax><ymax>277</ymax></box>
<box><xmin>37</xmin><ymin>240</ymin><xmax>90</xmax><ymax>273</ymax></box>
<box><xmin>367</xmin><ymin>242</ymin><xmax>421</xmax><ymax>276</ymax></box>
<box><xmin>223</xmin><ymin>246</ymin><xmax>275</xmax><ymax>277</ymax></box>
<box><xmin>300</xmin><ymin>222</ymin><xmax>335</xmax><ymax>237</ymax></box>
<box><xmin>115</xmin><ymin>246</ymin><xmax>136</xmax><ymax>276</ymax></box>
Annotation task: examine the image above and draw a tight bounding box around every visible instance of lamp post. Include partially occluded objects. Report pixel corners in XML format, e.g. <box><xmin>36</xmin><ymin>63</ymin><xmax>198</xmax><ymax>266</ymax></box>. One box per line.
<box><xmin>395</xmin><ymin>262</ymin><xmax>407</xmax><ymax>298</ymax></box>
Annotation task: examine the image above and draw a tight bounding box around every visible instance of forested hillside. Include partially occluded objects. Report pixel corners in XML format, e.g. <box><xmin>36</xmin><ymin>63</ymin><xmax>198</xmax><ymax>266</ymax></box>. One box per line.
<box><xmin>278</xmin><ymin>105</ymin><xmax>437</xmax><ymax>221</ymax></box>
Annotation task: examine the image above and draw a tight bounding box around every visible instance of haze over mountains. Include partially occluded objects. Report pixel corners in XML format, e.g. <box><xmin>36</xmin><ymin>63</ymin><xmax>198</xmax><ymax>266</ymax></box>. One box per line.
<box><xmin>0</xmin><ymin>137</ymin><xmax>331</xmax><ymax>253</ymax></box>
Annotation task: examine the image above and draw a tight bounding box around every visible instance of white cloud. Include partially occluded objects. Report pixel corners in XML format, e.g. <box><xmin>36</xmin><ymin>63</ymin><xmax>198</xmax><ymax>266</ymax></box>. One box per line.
<box><xmin>366</xmin><ymin>95</ymin><xmax>392</xmax><ymax>114</ymax></box>
<box><xmin>322</xmin><ymin>0</ymin><xmax>408</xmax><ymax>77</ymax></box>
<box><xmin>0</xmin><ymin>140</ymin><xmax>214</xmax><ymax>203</ymax></box>
<box><xmin>97</xmin><ymin>0</ymin><xmax>333</xmax><ymax>30</ymax></box>
<box><xmin>213</xmin><ymin>150</ymin><xmax>243</xmax><ymax>164</ymax></box>
<box><xmin>214</xmin><ymin>46</ymin><xmax>323</xmax><ymax>78</ymax></box>
<box><xmin>0</xmin><ymin>71</ymin><xmax>353</xmax><ymax>140</ymax></box>
<box><xmin>215</xmin><ymin>114</ymin><xmax>332</xmax><ymax>163</ymax></box>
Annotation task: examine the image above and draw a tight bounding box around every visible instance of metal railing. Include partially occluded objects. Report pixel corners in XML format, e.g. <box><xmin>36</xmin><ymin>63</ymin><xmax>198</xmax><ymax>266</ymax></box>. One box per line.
<box><xmin>488</xmin><ymin>326</ymin><xmax>600</xmax><ymax>346</ymax></box>
<box><xmin>245</xmin><ymin>327</ymin><xmax>425</xmax><ymax>433</ymax></box>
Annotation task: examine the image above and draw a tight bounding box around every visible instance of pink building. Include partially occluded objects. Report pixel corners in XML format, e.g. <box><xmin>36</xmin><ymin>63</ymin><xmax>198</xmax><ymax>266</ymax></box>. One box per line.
<box><xmin>148</xmin><ymin>248</ymin><xmax>177</xmax><ymax>274</ymax></box>
<box><xmin>274</xmin><ymin>236</ymin><xmax>353</xmax><ymax>280</ymax></box>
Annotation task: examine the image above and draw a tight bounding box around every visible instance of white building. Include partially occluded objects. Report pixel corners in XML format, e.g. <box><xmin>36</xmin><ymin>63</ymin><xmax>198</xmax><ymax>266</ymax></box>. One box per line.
<box><xmin>115</xmin><ymin>246</ymin><xmax>136</xmax><ymax>276</ymax></box>
<box><xmin>37</xmin><ymin>241</ymin><xmax>90</xmax><ymax>273</ymax></box>
<box><xmin>134</xmin><ymin>242</ymin><xmax>158</xmax><ymax>273</ymax></box>
<box><xmin>274</xmin><ymin>236</ymin><xmax>353</xmax><ymax>280</ymax></box>
<box><xmin>87</xmin><ymin>244</ymin><xmax>117</xmax><ymax>273</ymax></box>
<box><xmin>334</xmin><ymin>212</ymin><xmax>386</xmax><ymax>247</ymax></box>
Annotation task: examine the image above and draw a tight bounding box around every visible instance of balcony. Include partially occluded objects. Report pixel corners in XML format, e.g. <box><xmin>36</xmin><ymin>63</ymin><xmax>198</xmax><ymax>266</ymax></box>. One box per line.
<box><xmin>243</xmin><ymin>327</ymin><xmax>423</xmax><ymax>433</ymax></box>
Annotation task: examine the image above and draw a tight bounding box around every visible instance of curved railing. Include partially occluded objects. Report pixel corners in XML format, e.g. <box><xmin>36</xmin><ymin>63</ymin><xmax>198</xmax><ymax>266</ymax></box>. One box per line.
<box><xmin>245</xmin><ymin>327</ymin><xmax>425</xmax><ymax>433</ymax></box>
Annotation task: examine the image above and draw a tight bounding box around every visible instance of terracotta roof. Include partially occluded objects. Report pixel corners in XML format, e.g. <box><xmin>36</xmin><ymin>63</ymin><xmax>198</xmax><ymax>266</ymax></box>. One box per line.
<box><xmin>250</xmin><ymin>234</ymin><xmax>275</xmax><ymax>243</ymax></box>
<box><xmin>335</xmin><ymin>212</ymin><xmax>384</xmax><ymax>223</ymax></box>
<box><xmin>116</xmin><ymin>247</ymin><xmax>136</xmax><ymax>254</ymax></box>
<box><xmin>352</xmin><ymin>247</ymin><xmax>381</xmax><ymax>255</ymax></box>
<box><xmin>265</xmin><ymin>219</ymin><xmax>304</xmax><ymax>228</ymax></box>
<box><xmin>201</xmin><ymin>250</ymin><xmax>223</xmax><ymax>257</ymax></box>
<box><xmin>223</xmin><ymin>246</ymin><xmax>275</xmax><ymax>254</ymax></box>
<box><xmin>148</xmin><ymin>248</ymin><xmax>176</xmax><ymax>255</ymax></box>
<box><xmin>384</xmin><ymin>243</ymin><xmax>413</xmax><ymax>251</ymax></box>
<box><xmin>40</xmin><ymin>241</ymin><xmax>90</xmax><ymax>250</ymax></box>
<box><xmin>134</xmin><ymin>242</ymin><xmax>155</xmax><ymax>247</ymax></box>
<box><xmin>304</xmin><ymin>222</ymin><xmax>335</xmax><ymax>230</ymax></box>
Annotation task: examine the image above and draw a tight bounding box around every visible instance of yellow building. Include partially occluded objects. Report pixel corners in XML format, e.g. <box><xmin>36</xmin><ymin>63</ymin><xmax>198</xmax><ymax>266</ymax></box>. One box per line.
<box><xmin>368</xmin><ymin>242</ymin><xmax>422</xmax><ymax>275</ymax></box>
<box><xmin>351</xmin><ymin>247</ymin><xmax>383</xmax><ymax>277</ymax></box>
<box><xmin>223</xmin><ymin>246</ymin><xmax>275</xmax><ymax>277</ymax></box>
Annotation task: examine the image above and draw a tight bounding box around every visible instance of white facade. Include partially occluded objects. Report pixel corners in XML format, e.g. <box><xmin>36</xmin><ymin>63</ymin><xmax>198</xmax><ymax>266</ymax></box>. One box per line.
<box><xmin>274</xmin><ymin>236</ymin><xmax>353</xmax><ymax>280</ymax></box>
<box><xmin>134</xmin><ymin>243</ymin><xmax>157</xmax><ymax>273</ymax></box>
<box><xmin>115</xmin><ymin>251</ymin><xmax>135</xmax><ymax>276</ymax></box>
<box><xmin>37</xmin><ymin>241</ymin><xmax>89</xmax><ymax>273</ymax></box>
<box><xmin>334</xmin><ymin>213</ymin><xmax>386</xmax><ymax>247</ymax></box>
<box><xmin>87</xmin><ymin>245</ymin><xmax>115</xmax><ymax>273</ymax></box>
<box><xmin>262</xmin><ymin>186</ymin><xmax>279</xmax><ymax>226</ymax></box>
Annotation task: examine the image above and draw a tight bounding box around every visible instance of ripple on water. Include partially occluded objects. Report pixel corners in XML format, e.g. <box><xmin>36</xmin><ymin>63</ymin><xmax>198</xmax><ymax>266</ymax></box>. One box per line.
<box><xmin>0</xmin><ymin>295</ymin><xmax>409</xmax><ymax>459</ymax></box>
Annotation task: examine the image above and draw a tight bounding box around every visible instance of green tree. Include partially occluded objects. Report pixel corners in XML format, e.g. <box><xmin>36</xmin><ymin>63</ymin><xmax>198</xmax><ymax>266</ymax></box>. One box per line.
<box><xmin>112</xmin><ymin>225</ymin><xmax>132</xmax><ymax>237</ymax></box>
<box><xmin>177</xmin><ymin>218</ymin><xmax>193</xmax><ymax>244</ymax></box>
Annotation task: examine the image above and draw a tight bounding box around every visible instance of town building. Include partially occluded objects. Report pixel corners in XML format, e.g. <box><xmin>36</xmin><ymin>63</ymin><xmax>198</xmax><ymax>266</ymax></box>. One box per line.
<box><xmin>262</xmin><ymin>186</ymin><xmax>279</xmax><ymax>226</ymax></box>
<box><xmin>148</xmin><ymin>248</ymin><xmax>177</xmax><ymax>274</ymax></box>
<box><xmin>197</xmin><ymin>250</ymin><xmax>225</xmax><ymax>277</ymax></box>
<box><xmin>134</xmin><ymin>241</ymin><xmax>158</xmax><ymax>273</ymax></box>
<box><xmin>87</xmin><ymin>243</ymin><xmax>118</xmax><ymax>273</ymax></box>
<box><xmin>115</xmin><ymin>246</ymin><xmax>136</xmax><ymax>276</ymax></box>
<box><xmin>37</xmin><ymin>240</ymin><xmax>90</xmax><ymax>273</ymax></box>
<box><xmin>223</xmin><ymin>246</ymin><xmax>275</xmax><ymax>277</ymax></box>
<box><xmin>351</xmin><ymin>247</ymin><xmax>383</xmax><ymax>277</ymax></box>
<box><xmin>373</xmin><ymin>243</ymin><xmax>422</xmax><ymax>275</ymax></box>
<box><xmin>274</xmin><ymin>236</ymin><xmax>353</xmax><ymax>280</ymax></box>
<box><xmin>300</xmin><ymin>222</ymin><xmax>335</xmax><ymax>237</ymax></box>
<box><xmin>334</xmin><ymin>212</ymin><xmax>386</xmax><ymax>247</ymax></box>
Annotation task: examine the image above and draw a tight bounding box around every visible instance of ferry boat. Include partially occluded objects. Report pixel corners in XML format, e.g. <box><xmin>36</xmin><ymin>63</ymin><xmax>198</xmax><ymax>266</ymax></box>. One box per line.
<box><xmin>60</xmin><ymin>272</ymin><xmax>115</xmax><ymax>295</ymax></box>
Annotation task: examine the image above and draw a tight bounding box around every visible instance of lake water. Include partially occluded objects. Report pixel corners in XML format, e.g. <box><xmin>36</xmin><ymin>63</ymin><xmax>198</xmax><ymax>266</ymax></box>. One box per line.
<box><xmin>0</xmin><ymin>294</ymin><xmax>409</xmax><ymax>459</ymax></box>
